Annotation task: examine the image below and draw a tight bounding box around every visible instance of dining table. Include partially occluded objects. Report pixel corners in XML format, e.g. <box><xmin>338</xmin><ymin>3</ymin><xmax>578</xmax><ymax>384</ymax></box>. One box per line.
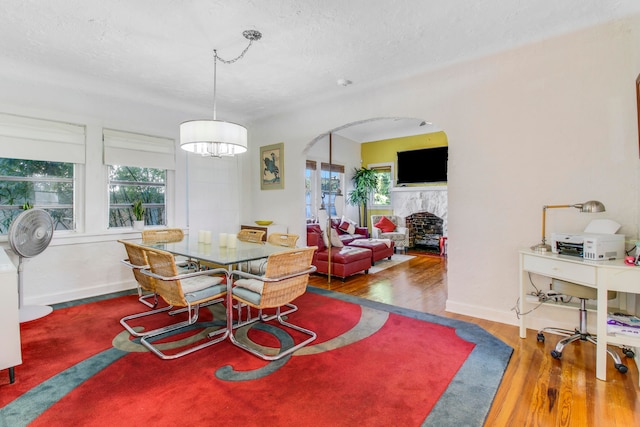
<box><xmin>138</xmin><ymin>235</ymin><xmax>294</xmax><ymax>338</ymax></box>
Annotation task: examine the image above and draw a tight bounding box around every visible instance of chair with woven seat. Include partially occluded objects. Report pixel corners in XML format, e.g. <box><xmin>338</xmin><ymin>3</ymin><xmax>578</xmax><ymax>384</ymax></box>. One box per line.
<box><xmin>229</xmin><ymin>246</ymin><xmax>317</xmax><ymax>360</ymax></box>
<box><xmin>118</xmin><ymin>240</ymin><xmax>176</xmax><ymax>337</ymax></box>
<box><xmin>139</xmin><ymin>246</ymin><xmax>228</xmax><ymax>359</ymax></box>
<box><xmin>237</xmin><ymin>229</ymin><xmax>266</xmax><ymax>243</ymax></box>
<box><xmin>537</xmin><ymin>278</ymin><xmax>629</xmax><ymax>373</ymax></box>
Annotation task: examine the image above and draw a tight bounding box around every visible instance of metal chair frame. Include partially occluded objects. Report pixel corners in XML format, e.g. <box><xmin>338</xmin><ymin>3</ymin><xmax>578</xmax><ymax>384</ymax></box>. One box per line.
<box><xmin>227</xmin><ymin>247</ymin><xmax>317</xmax><ymax>361</ymax></box>
<box><xmin>137</xmin><ymin>246</ymin><xmax>229</xmax><ymax>360</ymax></box>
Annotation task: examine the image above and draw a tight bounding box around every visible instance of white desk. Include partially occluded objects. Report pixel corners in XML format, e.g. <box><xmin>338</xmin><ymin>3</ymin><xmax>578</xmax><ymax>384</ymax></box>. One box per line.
<box><xmin>519</xmin><ymin>249</ymin><xmax>640</xmax><ymax>381</ymax></box>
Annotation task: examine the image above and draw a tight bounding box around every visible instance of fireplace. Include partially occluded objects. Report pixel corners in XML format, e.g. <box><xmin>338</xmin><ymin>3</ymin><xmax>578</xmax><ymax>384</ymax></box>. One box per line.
<box><xmin>391</xmin><ymin>186</ymin><xmax>447</xmax><ymax>249</ymax></box>
<box><xmin>406</xmin><ymin>212</ymin><xmax>444</xmax><ymax>249</ymax></box>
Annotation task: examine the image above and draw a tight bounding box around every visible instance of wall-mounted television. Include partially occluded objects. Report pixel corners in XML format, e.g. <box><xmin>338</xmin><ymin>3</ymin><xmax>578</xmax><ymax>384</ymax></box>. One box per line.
<box><xmin>396</xmin><ymin>146</ymin><xmax>448</xmax><ymax>184</ymax></box>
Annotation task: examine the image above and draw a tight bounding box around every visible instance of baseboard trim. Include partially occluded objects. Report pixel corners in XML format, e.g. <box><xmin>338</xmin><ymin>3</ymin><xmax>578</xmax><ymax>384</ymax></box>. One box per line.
<box><xmin>25</xmin><ymin>281</ymin><xmax>136</xmax><ymax>306</ymax></box>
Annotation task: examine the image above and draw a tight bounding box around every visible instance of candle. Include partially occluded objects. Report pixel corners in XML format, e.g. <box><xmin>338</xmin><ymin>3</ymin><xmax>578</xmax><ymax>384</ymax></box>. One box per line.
<box><xmin>203</xmin><ymin>231</ymin><xmax>212</xmax><ymax>244</ymax></box>
<box><xmin>219</xmin><ymin>233</ymin><xmax>227</xmax><ymax>247</ymax></box>
<box><xmin>227</xmin><ymin>234</ymin><xmax>237</xmax><ymax>249</ymax></box>
<box><xmin>198</xmin><ymin>230</ymin><xmax>206</xmax><ymax>242</ymax></box>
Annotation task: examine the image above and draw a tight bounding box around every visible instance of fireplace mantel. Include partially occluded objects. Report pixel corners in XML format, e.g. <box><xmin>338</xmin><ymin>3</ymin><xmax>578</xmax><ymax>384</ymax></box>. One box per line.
<box><xmin>391</xmin><ymin>186</ymin><xmax>448</xmax><ymax>235</ymax></box>
<box><xmin>391</xmin><ymin>185</ymin><xmax>447</xmax><ymax>193</ymax></box>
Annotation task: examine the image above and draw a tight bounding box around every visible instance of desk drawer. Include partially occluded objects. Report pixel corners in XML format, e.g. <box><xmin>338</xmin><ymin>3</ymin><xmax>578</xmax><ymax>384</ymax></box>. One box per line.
<box><xmin>523</xmin><ymin>255</ymin><xmax>596</xmax><ymax>285</ymax></box>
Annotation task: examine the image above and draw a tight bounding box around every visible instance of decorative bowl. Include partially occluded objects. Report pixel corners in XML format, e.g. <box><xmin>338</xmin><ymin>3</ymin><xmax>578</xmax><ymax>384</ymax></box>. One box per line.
<box><xmin>255</xmin><ymin>220</ymin><xmax>273</xmax><ymax>226</ymax></box>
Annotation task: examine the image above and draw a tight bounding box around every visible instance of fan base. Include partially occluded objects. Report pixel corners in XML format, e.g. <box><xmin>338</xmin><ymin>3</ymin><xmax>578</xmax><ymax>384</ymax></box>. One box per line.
<box><xmin>19</xmin><ymin>305</ymin><xmax>53</xmax><ymax>323</ymax></box>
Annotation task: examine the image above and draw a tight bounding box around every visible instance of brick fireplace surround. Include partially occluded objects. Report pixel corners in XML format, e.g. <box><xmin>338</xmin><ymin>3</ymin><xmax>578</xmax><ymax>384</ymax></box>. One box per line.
<box><xmin>406</xmin><ymin>212</ymin><xmax>444</xmax><ymax>249</ymax></box>
<box><xmin>391</xmin><ymin>186</ymin><xmax>447</xmax><ymax>250</ymax></box>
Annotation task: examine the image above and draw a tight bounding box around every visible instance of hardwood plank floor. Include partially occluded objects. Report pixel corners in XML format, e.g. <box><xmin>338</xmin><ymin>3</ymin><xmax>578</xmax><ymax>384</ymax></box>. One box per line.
<box><xmin>308</xmin><ymin>251</ymin><xmax>640</xmax><ymax>426</ymax></box>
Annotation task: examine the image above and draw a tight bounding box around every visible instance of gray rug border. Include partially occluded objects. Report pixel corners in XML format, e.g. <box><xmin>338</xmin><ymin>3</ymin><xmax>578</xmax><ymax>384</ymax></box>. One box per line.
<box><xmin>307</xmin><ymin>286</ymin><xmax>513</xmax><ymax>427</ymax></box>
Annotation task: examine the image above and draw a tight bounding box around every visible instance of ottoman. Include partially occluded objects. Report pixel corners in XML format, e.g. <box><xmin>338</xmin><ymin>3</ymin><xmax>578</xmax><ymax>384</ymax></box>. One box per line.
<box><xmin>348</xmin><ymin>239</ymin><xmax>394</xmax><ymax>265</ymax></box>
<box><xmin>314</xmin><ymin>246</ymin><xmax>372</xmax><ymax>280</ymax></box>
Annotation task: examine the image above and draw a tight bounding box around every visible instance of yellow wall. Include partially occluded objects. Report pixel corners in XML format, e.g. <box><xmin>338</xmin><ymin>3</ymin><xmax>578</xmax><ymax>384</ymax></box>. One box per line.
<box><xmin>362</xmin><ymin>131</ymin><xmax>448</xmax><ymax>225</ymax></box>
<box><xmin>361</xmin><ymin>131</ymin><xmax>448</xmax><ymax>166</ymax></box>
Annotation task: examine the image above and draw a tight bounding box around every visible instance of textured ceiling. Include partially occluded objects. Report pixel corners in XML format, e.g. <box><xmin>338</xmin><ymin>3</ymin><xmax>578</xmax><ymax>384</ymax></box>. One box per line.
<box><xmin>1</xmin><ymin>1</ymin><xmax>639</xmax><ymax>141</ymax></box>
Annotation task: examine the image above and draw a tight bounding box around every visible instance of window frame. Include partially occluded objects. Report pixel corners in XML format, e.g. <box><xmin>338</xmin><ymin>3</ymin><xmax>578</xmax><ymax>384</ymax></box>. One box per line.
<box><xmin>0</xmin><ymin>158</ymin><xmax>79</xmax><ymax>235</ymax></box>
<box><xmin>368</xmin><ymin>162</ymin><xmax>394</xmax><ymax>209</ymax></box>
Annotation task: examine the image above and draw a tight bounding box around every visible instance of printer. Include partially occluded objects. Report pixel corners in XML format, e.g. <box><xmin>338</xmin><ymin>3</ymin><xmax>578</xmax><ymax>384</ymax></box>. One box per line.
<box><xmin>551</xmin><ymin>232</ymin><xmax>625</xmax><ymax>260</ymax></box>
<box><xmin>551</xmin><ymin>218</ymin><xmax>625</xmax><ymax>260</ymax></box>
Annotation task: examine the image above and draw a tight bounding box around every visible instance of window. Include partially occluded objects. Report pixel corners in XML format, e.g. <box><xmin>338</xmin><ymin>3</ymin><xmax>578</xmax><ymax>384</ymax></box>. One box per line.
<box><xmin>369</xmin><ymin>163</ymin><xmax>393</xmax><ymax>208</ymax></box>
<box><xmin>0</xmin><ymin>158</ymin><xmax>75</xmax><ymax>234</ymax></box>
<box><xmin>0</xmin><ymin>113</ymin><xmax>86</xmax><ymax>235</ymax></box>
<box><xmin>321</xmin><ymin>162</ymin><xmax>344</xmax><ymax>217</ymax></box>
<box><xmin>103</xmin><ymin>129</ymin><xmax>175</xmax><ymax>229</ymax></box>
<box><xmin>108</xmin><ymin>166</ymin><xmax>166</xmax><ymax>228</ymax></box>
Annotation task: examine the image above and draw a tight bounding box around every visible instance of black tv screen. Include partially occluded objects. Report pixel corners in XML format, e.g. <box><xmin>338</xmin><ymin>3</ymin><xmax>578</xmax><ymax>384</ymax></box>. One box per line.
<box><xmin>397</xmin><ymin>146</ymin><xmax>448</xmax><ymax>184</ymax></box>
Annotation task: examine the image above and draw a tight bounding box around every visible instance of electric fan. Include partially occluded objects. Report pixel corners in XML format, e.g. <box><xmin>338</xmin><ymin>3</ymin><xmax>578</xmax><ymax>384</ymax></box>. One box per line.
<box><xmin>8</xmin><ymin>209</ymin><xmax>55</xmax><ymax>323</ymax></box>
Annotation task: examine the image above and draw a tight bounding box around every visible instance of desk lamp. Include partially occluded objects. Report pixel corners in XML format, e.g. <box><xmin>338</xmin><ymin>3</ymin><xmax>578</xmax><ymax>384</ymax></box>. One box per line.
<box><xmin>531</xmin><ymin>200</ymin><xmax>605</xmax><ymax>253</ymax></box>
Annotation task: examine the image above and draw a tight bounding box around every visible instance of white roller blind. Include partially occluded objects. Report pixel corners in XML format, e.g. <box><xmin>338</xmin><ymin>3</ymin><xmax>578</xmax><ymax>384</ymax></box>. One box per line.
<box><xmin>0</xmin><ymin>112</ymin><xmax>86</xmax><ymax>163</ymax></box>
<box><xmin>103</xmin><ymin>128</ymin><xmax>175</xmax><ymax>170</ymax></box>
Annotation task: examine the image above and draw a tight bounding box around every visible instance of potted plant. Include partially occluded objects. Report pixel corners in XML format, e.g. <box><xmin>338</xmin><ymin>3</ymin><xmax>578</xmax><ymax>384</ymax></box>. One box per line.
<box><xmin>346</xmin><ymin>167</ymin><xmax>378</xmax><ymax>226</ymax></box>
<box><xmin>132</xmin><ymin>200</ymin><xmax>145</xmax><ymax>231</ymax></box>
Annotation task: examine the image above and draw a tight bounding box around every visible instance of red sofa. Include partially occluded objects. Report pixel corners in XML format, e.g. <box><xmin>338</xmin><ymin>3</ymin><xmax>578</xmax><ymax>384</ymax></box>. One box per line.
<box><xmin>306</xmin><ymin>224</ymin><xmax>371</xmax><ymax>280</ymax></box>
<box><xmin>328</xmin><ymin>218</ymin><xmax>369</xmax><ymax>244</ymax></box>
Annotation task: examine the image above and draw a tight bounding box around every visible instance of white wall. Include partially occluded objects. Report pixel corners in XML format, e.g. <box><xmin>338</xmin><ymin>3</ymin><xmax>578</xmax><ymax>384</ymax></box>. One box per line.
<box><xmin>245</xmin><ymin>15</ymin><xmax>640</xmax><ymax>326</ymax></box>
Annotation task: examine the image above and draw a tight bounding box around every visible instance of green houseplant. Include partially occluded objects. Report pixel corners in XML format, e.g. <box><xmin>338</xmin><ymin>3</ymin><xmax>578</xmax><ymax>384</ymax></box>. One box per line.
<box><xmin>346</xmin><ymin>167</ymin><xmax>378</xmax><ymax>226</ymax></box>
<box><xmin>132</xmin><ymin>200</ymin><xmax>145</xmax><ymax>230</ymax></box>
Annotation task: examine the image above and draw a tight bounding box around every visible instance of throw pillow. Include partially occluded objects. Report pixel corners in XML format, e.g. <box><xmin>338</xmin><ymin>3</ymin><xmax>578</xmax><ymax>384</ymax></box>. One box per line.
<box><xmin>374</xmin><ymin>216</ymin><xmax>396</xmax><ymax>233</ymax></box>
<box><xmin>328</xmin><ymin>228</ymin><xmax>344</xmax><ymax>247</ymax></box>
<box><xmin>338</xmin><ymin>216</ymin><xmax>357</xmax><ymax>235</ymax></box>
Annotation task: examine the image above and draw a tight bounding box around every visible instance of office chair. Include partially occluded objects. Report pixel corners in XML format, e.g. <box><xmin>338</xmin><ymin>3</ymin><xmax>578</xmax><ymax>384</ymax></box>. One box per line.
<box><xmin>537</xmin><ymin>278</ymin><xmax>632</xmax><ymax>373</ymax></box>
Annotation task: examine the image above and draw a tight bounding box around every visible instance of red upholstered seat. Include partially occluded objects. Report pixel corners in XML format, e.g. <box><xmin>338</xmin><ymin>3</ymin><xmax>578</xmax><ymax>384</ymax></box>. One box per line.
<box><xmin>347</xmin><ymin>239</ymin><xmax>394</xmax><ymax>265</ymax></box>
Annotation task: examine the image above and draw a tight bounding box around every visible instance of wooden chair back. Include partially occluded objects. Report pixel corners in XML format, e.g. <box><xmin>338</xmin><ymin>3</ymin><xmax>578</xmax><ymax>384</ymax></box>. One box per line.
<box><xmin>267</xmin><ymin>233</ymin><xmax>299</xmax><ymax>248</ymax></box>
<box><xmin>141</xmin><ymin>228</ymin><xmax>184</xmax><ymax>243</ymax></box>
<box><xmin>237</xmin><ymin>229</ymin><xmax>266</xmax><ymax>243</ymax></box>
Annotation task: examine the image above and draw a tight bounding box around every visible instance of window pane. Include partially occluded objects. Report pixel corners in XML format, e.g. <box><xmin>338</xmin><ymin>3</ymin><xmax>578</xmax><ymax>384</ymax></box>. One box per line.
<box><xmin>321</xmin><ymin>169</ymin><xmax>343</xmax><ymax>217</ymax></box>
<box><xmin>108</xmin><ymin>165</ymin><xmax>166</xmax><ymax>228</ymax></box>
<box><xmin>372</xmin><ymin>167</ymin><xmax>391</xmax><ymax>206</ymax></box>
<box><xmin>0</xmin><ymin>158</ymin><xmax>75</xmax><ymax>234</ymax></box>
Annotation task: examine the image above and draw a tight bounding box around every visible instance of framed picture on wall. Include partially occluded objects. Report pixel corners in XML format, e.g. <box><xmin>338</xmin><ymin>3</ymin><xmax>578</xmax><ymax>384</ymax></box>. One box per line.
<box><xmin>260</xmin><ymin>142</ymin><xmax>284</xmax><ymax>190</ymax></box>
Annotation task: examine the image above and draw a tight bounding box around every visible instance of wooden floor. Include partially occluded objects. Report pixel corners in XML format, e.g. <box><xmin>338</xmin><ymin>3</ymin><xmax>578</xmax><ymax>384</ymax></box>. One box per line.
<box><xmin>308</xmin><ymin>250</ymin><xmax>640</xmax><ymax>426</ymax></box>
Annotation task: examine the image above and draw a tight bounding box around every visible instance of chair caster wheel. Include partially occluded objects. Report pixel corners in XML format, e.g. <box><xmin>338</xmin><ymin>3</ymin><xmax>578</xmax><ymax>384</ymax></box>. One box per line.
<box><xmin>615</xmin><ymin>363</ymin><xmax>628</xmax><ymax>374</ymax></box>
<box><xmin>551</xmin><ymin>350</ymin><xmax>562</xmax><ymax>359</ymax></box>
<box><xmin>536</xmin><ymin>333</ymin><xmax>545</xmax><ymax>342</ymax></box>
<box><xmin>623</xmin><ymin>348</ymin><xmax>635</xmax><ymax>358</ymax></box>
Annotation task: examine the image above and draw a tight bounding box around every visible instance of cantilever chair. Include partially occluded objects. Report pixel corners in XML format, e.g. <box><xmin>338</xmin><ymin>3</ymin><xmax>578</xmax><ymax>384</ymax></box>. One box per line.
<box><xmin>537</xmin><ymin>278</ymin><xmax>630</xmax><ymax>373</ymax></box>
<box><xmin>229</xmin><ymin>246</ymin><xmax>317</xmax><ymax>361</ymax></box>
<box><xmin>119</xmin><ymin>239</ymin><xmax>159</xmax><ymax>309</ymax></box>
<box><xmin>237</xmin><ymin>229</ymin><xmax>266</xmax><ymax>243</ymax></box>
<box><xmin>139</xmin><ymin>246</ymin><xmax>228</xmax><ymax>359</ymax></box>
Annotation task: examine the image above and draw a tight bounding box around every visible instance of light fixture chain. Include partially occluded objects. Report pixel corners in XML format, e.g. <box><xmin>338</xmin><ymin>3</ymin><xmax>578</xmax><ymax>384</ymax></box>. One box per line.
<box><xmin>215</xmin><ymin>40</ymin><xmax>255</xmax><ymax>64</ymax></box>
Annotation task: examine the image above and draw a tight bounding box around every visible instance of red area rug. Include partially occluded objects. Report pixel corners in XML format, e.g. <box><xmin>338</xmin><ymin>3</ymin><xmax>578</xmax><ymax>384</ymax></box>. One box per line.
<box><xmin>1</xmin><ymin>288</ymin><xmax>511</xmax><ymax>426</ymax></box>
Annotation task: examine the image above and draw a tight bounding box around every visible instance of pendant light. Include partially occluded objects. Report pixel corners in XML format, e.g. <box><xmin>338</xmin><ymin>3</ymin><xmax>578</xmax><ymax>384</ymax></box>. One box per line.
<box><xmin>180</xmin><ymin>30</ymin><xmax>261</xmax><ymax>157</ymax></box>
